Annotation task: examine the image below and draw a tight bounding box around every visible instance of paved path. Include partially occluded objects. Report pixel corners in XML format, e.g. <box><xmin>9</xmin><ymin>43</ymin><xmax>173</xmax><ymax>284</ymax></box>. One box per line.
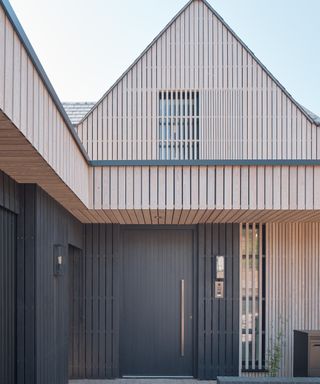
<box><xmin>69</xmin><ymin>380</ymin><xmax>215</xmax><ymax>384</ymax></box>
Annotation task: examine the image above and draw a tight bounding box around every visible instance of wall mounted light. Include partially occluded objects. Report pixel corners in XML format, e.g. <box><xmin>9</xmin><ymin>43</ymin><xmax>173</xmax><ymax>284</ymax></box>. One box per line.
<box><xmin>53</xmin><ymin>245</ymin><xmax>64</xmax><ymax>276</ymax></box>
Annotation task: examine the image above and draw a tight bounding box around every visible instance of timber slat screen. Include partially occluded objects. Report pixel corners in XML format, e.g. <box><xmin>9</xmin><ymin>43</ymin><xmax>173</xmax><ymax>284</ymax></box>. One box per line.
<box><xmin>240</xmin><ymin>223</ymin><xmax>266</xmax><ymax>372</ymax></box>
<box><xmin>159</xmin><ymin>90</ymin><xmax>200</xmax><ymax>160</ymax></box>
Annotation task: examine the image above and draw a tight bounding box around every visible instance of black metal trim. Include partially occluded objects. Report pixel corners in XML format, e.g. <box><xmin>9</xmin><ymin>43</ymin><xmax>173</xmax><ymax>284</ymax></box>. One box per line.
<box><xmin>90</xmin><ymin>159</ymin><xmax>320</xmax><ymax>167</ymax></box>
<box><xmin>0</xmin><ymin>0</ymin><xmax>90</xmax><ymax>161</ymax></box>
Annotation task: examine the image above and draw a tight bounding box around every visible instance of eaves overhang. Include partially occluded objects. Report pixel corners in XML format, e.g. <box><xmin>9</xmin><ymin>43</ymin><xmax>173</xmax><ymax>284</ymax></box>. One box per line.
<box><xmin>0</xmin><ymin>0</ymin><xmax>90</xmax><ymax>161</ymax></box>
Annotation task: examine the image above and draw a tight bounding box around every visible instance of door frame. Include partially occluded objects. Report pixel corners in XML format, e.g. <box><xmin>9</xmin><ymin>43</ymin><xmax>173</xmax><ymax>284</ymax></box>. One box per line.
<box><xmin>119</xmin><ymin>225</ymin><xmax>198</xmax><ymax>378</ymax></box>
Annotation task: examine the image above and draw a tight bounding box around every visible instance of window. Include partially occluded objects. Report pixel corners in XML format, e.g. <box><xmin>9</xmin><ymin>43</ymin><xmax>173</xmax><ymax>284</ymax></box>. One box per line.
<box><xmin>159</xmin><ymin>90</ymin><xmax>200</xmax><ymax>160</ymax></box>
<box><xmin>240</xmin><ymin>224</ymin><xmax>266</xmax><ymax>371</ymax></box>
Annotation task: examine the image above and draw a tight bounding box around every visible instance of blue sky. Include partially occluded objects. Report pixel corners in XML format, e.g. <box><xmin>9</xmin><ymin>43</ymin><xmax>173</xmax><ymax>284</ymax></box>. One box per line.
<box><xmin>9</xmin><ymin>0</ymin><xmax>320</xmax><ymax>116</ymax></box>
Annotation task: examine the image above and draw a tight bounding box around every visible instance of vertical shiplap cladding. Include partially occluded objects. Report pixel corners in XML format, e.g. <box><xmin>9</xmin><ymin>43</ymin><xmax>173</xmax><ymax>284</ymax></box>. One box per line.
<box><xmin>93</xmin><ymin>165</ymin><xmax>320</xmax><ymax>211</ymax></box>
<box><xmin>198</xmin><ymin>223</ymin><xmax>240</xmax><ymax>379</ymax></box>
<box><xmin>0</xmin><ymin>206</ymin><xmax>16</xmax><ymax>384</ymax></box>
<box><xmin>266</xmin><ymin>223</ymin><xmax>320</xmax><ymax>376</ymax></box>
<box><xmin>76</xmin><ymin>1</ymin><xmax>318</xmax><ymax>161</ymax></box>
<box><xmin>70</xmin><ymin>224</ymin><xmax>119</xmax><ymax>379</ymax></box>
<box><xmin>0</xmin><ymin>7</ymin><xmax>89</xmax><ymax>204</ymax></box>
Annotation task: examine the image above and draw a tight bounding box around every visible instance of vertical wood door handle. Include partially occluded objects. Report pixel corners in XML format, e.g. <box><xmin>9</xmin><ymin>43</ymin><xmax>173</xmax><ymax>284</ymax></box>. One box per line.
<box><xmin>181</xmin><ymin>279</ymin><xmax>185</xmax><ymax>357</ymax></box>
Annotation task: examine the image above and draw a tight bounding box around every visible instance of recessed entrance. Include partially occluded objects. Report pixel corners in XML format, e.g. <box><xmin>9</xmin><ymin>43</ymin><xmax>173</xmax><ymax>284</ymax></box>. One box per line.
<box><xmin>120</xmin><ymin>228</ymin><xmax>194</xmax><ymax>377</ymax></box>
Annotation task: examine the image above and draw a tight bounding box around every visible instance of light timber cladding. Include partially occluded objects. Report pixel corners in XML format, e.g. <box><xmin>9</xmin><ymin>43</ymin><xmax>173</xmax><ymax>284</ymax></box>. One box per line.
<box><xmin>86</xmin><ymin>165</ymin><xmax>320</xmax><ymax>223</ymax></box>
<box><xmin>265</xmin><ymin>223</ymin><xmax>320</xmax><ymax>376</ymax></box>
<box><xmin>0</xmin><ymin>5</ymin><xmax>90</xmax><ymax>205</ymax></box>
<box><xmin>0</xmin><ymin>111</ymin><xmax>91</xmax><ymax>224</ymax></box>
<box><xmin>77</xmin><ymin>0</ymin><xmax>319</xmax><ymax>161</ymax></box>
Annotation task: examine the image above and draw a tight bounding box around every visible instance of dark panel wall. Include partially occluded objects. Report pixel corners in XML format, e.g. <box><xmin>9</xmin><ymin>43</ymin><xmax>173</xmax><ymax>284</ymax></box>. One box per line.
<box><xmin>69</xmin><ymin>224</ymin><xmax>120</xmax><ymax>379</ymax></box>
<box><xmin>0</xmin><ymin>169</ymin><xmax>19</xmax><ymax>213</ymax></box>
<box><xmin>17</xmin><ymin>185</ymin><xmax>83</xmax><ymax>384</ymax></box>
<box><xmin>68</xmin><ymin>245</ymin><xmax>84</xmax><ymax>379</ymax></box>
<box><xmin>72</xmin><ymin>224</ymin><xmax>240</xmax><ymax>380</ymax></box>
<box><xmin>198</xmin><ymin>224</ymin><xmax>240</xmax><ymax>379</ymax></box>
<box><xmin>0</xmin><ymin>205</ymin><xmax>16</xmax><ymax>384</ymax></box>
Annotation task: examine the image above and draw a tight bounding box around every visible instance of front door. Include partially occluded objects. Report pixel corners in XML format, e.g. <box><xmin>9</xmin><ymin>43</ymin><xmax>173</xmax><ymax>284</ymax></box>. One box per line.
<box><xmin>121</xmin><ymin>228</ymin><xmax>194</xmax><ymax>377</ymax></box>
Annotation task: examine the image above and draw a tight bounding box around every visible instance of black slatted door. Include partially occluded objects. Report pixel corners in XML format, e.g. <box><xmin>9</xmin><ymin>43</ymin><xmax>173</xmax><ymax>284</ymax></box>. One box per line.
<box><xmin>121</xmin><ymin>228</ymin><xmax>194</xmax><ymax>377</ymax></box>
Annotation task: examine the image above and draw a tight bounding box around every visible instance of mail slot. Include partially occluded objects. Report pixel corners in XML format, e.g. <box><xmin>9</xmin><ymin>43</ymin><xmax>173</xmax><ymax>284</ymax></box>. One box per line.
<box><xmin>294</xmin><ymin>330</ymin><xmax>320</xmax><ymax>377</ymax></box>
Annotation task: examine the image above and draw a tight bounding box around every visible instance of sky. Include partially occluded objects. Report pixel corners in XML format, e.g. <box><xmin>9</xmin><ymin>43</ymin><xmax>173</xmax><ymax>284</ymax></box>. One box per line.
<box><xmin>9</xmin><ymin>0</ymin><xmax>320</xmax><ymax>116</ymax></box>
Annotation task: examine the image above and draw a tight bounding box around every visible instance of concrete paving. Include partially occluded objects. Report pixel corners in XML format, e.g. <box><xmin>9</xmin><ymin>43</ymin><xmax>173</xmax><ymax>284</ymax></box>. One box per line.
<box><xmin>69</xmin><ymin>380</ymin><xmax>216</xmax><ymax>384</ymax></box>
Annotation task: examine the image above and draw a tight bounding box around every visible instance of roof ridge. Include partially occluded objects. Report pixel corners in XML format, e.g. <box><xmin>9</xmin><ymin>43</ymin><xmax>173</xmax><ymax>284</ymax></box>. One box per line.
<box><xmin>77</xmin><ymin>0</ymin><xmax>195</xmax><ymax>124</ymax></box>
<box><xmin>78</xmin><ymin>0</ymin><xmax>319</xmax><ymax>127</ymax></box>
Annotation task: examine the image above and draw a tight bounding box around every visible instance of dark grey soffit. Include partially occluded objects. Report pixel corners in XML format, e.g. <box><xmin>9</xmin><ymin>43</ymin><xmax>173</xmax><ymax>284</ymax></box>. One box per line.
<box><xmin>90</xmin><ymin>159</ymin><xmax>320</xmax><ymax>167</ymax></box>
<box><xmin>0</xmin><ymin>0</ymin><xmax>90</xmax><ymax>161</ymax></box>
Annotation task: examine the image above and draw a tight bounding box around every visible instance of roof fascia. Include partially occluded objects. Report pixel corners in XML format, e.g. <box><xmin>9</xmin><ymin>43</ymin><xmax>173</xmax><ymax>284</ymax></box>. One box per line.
<box><xmin>90</xmin><ymin>159</ymin><xmax>320</xmax><ymax>167</ymax></box>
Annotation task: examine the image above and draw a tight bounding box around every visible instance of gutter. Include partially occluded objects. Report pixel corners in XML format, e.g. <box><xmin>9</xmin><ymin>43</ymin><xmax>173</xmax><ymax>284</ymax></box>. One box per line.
<box><xmin>90</xmin><ymin>159</ymin><xmax>320</xmax><ymax>167</ymax></box>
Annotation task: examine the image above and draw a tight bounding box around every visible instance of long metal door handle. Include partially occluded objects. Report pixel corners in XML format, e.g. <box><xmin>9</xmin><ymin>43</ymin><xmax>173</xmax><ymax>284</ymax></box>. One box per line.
<box><xmin>180</xmin><ymin>279</ymin><xmax>185</xmax><ymax>357</ymax></box>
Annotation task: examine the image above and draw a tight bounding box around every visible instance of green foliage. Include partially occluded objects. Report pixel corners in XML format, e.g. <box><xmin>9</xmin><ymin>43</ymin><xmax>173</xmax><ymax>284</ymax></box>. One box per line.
<box><xmin>266</xmin><ymin>320</ymin><xmax>286</xmax><ymax>377</ymax></box>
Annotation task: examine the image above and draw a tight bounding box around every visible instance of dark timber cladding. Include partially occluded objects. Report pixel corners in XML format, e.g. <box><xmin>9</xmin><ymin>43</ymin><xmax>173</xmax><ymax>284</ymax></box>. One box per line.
<box><xmin>198</xmin><ymin>224</ymin><xmax>240</xmax><ymax>379</ymax></box>
<box><xmin>68</xmin><ymin>224</ymin><xmax>120</xmax><ymax>379</ymax></box>
<box><xmin>0</xmin><ymin>169</ymin><xmax>20</xmax><ymax>213</ymax></box>
<box><xmin>0</xmin><ymin>205</ymin><xmax>16</xmax><ymax>384</ymax></box>
<box><xmin>16</xmin><ymin>185</ymin><xmax>83</xmax><ymax>384</ymax></box>
<box><xmin>71</xmin><ymin>224</ymin><xmax>240</xmax><ymax>380</ymax></box>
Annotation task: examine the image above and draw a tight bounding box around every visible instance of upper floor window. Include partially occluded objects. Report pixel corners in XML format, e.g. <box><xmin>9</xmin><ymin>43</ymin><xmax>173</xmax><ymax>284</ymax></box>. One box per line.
<box><xmin>159</xmin><ymin>91</ymin><xmax>200</xmax><ymax>160</ymax></box>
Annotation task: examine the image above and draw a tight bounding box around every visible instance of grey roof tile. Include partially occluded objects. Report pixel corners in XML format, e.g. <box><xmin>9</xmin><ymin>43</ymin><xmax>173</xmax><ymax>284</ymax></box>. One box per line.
<box><xmin>63</xmin><ymin>102</ymin><xmax>95</xmax><ymax>125</ymax></box>
<box><xmin>299</xmin><ymin>104</ymin><xmax>320</xmax><ymax>126</ymax></box>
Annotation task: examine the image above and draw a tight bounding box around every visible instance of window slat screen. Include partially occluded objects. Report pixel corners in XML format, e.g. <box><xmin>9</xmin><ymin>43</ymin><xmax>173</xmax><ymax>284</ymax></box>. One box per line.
<box><xmin>240</xmin><ymin>223</ymin><xmax>266</xmax><ymax>371</ymax></box>
<box><xmin>159</xmin><ymin>91</ymin><xmax>200</xmax><ymax>160</ymax></box>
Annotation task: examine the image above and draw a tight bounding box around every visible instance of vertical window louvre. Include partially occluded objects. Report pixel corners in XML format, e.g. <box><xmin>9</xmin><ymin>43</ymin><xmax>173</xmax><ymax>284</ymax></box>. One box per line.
<box><xmin>240</xmin><ymin>223</ymin><xmax>266</xmax><ymax>371</ymax></box>
<box><xmin>159</xmin><ymin>90</ymin><xmax>200</xmax><ymax>160</ymax></box>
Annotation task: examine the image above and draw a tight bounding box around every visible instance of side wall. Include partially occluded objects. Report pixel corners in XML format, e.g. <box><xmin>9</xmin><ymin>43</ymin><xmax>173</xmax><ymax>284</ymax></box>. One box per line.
<box><xmin>16</xmin><ymin>184</ymin><xmax>83</xmax><ymax>384</ymax></box>
<box><xmin>0</xmin><ymin>179</ymin><xmax>17</xmax><ymax>384</ymax></box>
<box><xmin>266</xmin><ymin>223</ymin><xmax>320</xmax><ymax>376</ymax></box>
<box><xmin>69</xmin><ymin>224</ymin><xmax>120</xmax><ymax>379</ymax></box>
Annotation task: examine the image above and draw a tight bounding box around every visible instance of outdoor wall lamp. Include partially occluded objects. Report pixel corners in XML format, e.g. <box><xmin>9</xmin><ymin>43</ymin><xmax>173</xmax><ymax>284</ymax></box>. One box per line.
<box><xmin>53</xmin><ymin>245</ymin><xmax>64</xmax><ymax>276</ymax></box>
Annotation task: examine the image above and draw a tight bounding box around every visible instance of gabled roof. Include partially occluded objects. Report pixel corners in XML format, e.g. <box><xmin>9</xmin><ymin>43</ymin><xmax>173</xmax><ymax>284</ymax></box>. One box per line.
<box><xmin>79</xmin><ymin>0</ymin><xmax>320</xmax><ymax>127</ymax></box>
<box><xmin>63</xmin><ymin>102</ymin><xmax>95</xmax><ymax>125</ymax></box>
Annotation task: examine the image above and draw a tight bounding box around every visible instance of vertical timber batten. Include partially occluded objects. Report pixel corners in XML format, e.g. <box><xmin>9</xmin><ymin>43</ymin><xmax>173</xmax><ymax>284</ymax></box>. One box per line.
<box><xmin>198</xmin><ymin>223</ymin><xmax>240</xmax><ymax>379</ymax></box>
